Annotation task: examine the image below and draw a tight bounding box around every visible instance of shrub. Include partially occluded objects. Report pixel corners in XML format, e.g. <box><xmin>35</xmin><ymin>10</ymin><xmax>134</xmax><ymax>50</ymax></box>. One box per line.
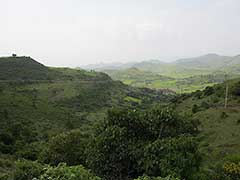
<box><xmin>14</xmin><ymin>159</ymin><xmax>44</xmax><ymax>180</ymax></box>
<box><xmin>194</xmin><ymin>90</ymin><xmax>202</xmax><ymax>99</ymax></box>
<box><xmin>223</xmin><ymin>162</ymin><xmax>240</xmax><ymax>179</ymax></box>
<box><xmin>192</xmin><ymin>104</ymin><xmax>199</xmax><ymax>114</ymax></box>
<box><xmin>200</xmin><ymin>101</ymin><xmax>210</xmax><ymax>109</ymax></box>
<box><xmin>220</xmin><ymin>112</ymin><xmax>228</xmax><ymax>119</ymax></box>
<box><xmin>39</xmin><ymin>163</ymin><xmax>101</xmax><ymax>180</ymax></box>
<box><xmin>140</xmin><ymin>136</ymin><xmax>201</xmax><ymax>179</ymax></box>
<box><xmin>237</xmin><ymin>119</ymin><xmax>240</xmax><ymax>125</ymax></box>
<box><xmin>39</xmin><ymin>129</ymin><xmax>87</xmax><ymax>166</ymax></box>
<box><xmin>231</xmin><ymin>81</ymin><xmax>240</xmax><ymax>96</ymax></box>
<box><xmin>203</xmin><ymin>86</ymin><xmax>214</xmax><ymax>96</ymax></box>
<box><xmin>0</xmin><ymin>174</ymin><xmax>9</xmax><ymax>180</ymax></box>
<box><xmin>16</xmin><ymin>142</ymin><xmax>44</xmax><ymax>161</ymax></box>
<box><xmin>86</xmin><ymin>108</ymin><xmax>200</xmax><ymax>180</ymax></box>
<box><xmin>134</xmin><ymin>175</ymin><xmax>180</xmax><ymax>180</ymax></box>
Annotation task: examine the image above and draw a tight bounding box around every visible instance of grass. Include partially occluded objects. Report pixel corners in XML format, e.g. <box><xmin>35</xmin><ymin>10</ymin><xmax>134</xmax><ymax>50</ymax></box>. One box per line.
<box><xmin>124</xmin><ymin>96</ymin><xmax>142</xmax><ymax>104</ymax></box>
<box><xmin>174</xmin><ymin>78</ymin><xmax>240</xmax><ymax>166</ymax></box>
<box><xmin>104</xmin><ymin>67</ymin><xmax>237</xmax><ymax>93</ymax></box>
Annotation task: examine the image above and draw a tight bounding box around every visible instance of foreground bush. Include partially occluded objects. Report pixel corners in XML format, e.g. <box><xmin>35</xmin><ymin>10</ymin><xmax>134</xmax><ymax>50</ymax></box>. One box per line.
<box><xmin>86</xmin><ymin>107</ymin><xmax>200</xmax><ymax>180</ymax></box>
<box><xmin>141</xmin><ymin>136</ymin><xmax>201</xmax><ymax>178</ymax></box>
<box><xmin>14</xmin><ymin>159</ymin><xmax>44</xmax><ymax>180</ymax></box>
<box><xmin>14</xmin><ymin>160</ymin><xmax>100</xmax><ymax>180</ymax></box>
<box><xmin>39</xmin><ymin>129</ymin><xmax>87</xmax><ymax>166</ymax></box>
<box><xmin>223</xmin><ymin>162</ymin><xmax>240</xmax><ymax>179</ymax></box>
<box><xmin>40</xmin><ymin>163</ymin><xmax>101</xmax><ymax>180</ymax></box>
<box><xmin>134</xmin><ymin>175</ymin><xmax>180</xmax><ymax>180</ymax></box>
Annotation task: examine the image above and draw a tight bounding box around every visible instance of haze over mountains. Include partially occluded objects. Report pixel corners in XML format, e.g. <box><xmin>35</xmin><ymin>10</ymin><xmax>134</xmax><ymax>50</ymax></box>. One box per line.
<box><xmin>83</xmin><ymin>54</ymin><xmax>240</xmax><ymax>75</ymax></box>
<box><xmin>82</xmin><ymin>54</ymin><xmax>240</xmax><ymax>93</ymax></box>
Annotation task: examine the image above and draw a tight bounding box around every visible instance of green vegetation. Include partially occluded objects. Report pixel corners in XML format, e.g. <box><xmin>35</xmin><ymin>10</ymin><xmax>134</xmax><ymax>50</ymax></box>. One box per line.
<box><xmin>172</xmin><ymin>78</ymin><xmax>240</xmax><ymax>178</ymax></box>
<box><xmin>0</xmin><ymin>56</ymin><xmax>240</xmax><ymax>180</ymax></box>
<box><xmin>92</xmin><ymin>54</ymin><xmax>240</xmax><ymax>93</ymax></box>
<box><xmin>105</xmin><ymin>67</ymin><xmax>239</xmax><ymax>93</ymax></box>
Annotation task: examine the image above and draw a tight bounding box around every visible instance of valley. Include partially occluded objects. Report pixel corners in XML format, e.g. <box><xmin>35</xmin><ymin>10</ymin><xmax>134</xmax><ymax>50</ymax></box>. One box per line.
<box><xmin>0</xmin><ymin>56</ymin><xmax>240</xmax><ymax>180</ymax></box>
<box><xmin>86</xmin><ymin>54</ymin><xmax>240</xmax><ymax>93</ymax></box>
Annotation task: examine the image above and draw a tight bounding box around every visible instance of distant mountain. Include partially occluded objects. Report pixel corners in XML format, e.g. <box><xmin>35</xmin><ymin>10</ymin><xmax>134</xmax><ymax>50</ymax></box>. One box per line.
<box><xmin>82</xmin><ymin>61</ymin><xmax>136</xmax><ymax>70</ymax></box>
<box><xmin>174</xmin><ymin>54</ymin><xmax>232</xmax><ymax>69</ymax></box>
<box><xmin>83</xmin><ymin>54</ymin><xmax>240</xmax><ymax>77</ymax></box>
<box><xmin>86</xmin><ymin>54</ymin><xmax>240</xmax><ymax>93</ymax></box>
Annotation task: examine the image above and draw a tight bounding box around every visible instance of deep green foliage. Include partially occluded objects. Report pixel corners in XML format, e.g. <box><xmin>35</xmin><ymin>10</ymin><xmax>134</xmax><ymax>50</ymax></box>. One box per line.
<box><xmin>14</xmin><ymin>160</ymin><xmax>44</xmax><ymax>180</ymax></box>
<box><xmin>39</xmin><ymin>129</ymin><xmax>87</xmax><ymax>166</ymax></box>
<box><xmin>192</xmin><ymin>104</ymin><xmax>200</xmax><ymax>114</ymax></box>
<box><xmin>141</xmin><ymin>136</ymin><xmax>201</xmax><ymax>178</ymax></box>
<box><xmin>13</xmin><ymin>161</ymin><xmax>101</xmax><ymax>180</ymax></box>
<box><xmin>86</xmin><ymin>108</ymin><xmax>200</xmax><ymax>180</ymax></box>
<box><xmin>40</xmin><ymin>163</ymin><xmax>101</xmax><ymax>180</ymax></box>
<box><xmin>134</xmin><ymin>175</ymin><xmax>180</xmax><ymax>180</ymax></box>
<box><xmin>231</xmin><ymin>80</ymin><xmax>240</xmax><ymax>96</ymax></box>
<box><xmin>0</xmin><ymin>56</ymin><xmax>48</xmax><ymax>80</ymax></box>
<box><xmin>203</xmin><ymin>86</ymin><xmax>214</xmax><ymax>96</ymax></box>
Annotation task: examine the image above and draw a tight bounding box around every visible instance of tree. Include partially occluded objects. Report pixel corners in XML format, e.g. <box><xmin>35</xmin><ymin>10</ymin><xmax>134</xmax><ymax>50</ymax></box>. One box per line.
<box><xmin>86</xmin><ymin>107</ymin><xmax>200</xmax><ymax>180</ymax></box>
<box><xmin>14</xmin><ymin>160</ymin><xmax>44</xmax><ymax>180</ymax></box>
<box><xmin>140</xmin><ymin>136</ymin><xmax>201</xmax><ymax>179</ymax></box>
<box><xmin>39</xmin><ymin>129</ymin><xmax>87</xmax><ymax>166</ymax></box>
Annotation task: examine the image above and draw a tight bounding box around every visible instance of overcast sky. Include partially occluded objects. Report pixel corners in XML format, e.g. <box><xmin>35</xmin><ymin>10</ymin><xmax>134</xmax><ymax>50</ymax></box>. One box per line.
<box><xmin>1</xmin><ymin>0</ymin><xmax>240</xmax><ymax>67</ymax></box>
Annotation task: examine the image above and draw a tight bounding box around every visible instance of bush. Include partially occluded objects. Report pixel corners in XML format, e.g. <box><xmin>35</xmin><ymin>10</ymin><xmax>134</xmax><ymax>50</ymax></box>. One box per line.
<box><xmin>194</xmin><ymin>90</ymin><xmax>202</xmax><ymax>99</ymax></box>
<box><xmin>134</xmin><ymin>175</ymin><xmax>180</xmax><ymax>180</ymax></box>
<box><xmin>14</xmin><ymin>159</ymin><xmax>44</xmax><ymax>180</ymax></box>
<box><xmin>192</xmin><ymin>104</ymin><xmax>200</xmax><ymax>114</ymax></box>
<box><xmin>140</xmin><ymin>136</ymin><xmax>201</xmax><ymax>178</ymax></box>
<box><xmin>203</xmin><ymin>86</ymin><xmax>214</xmax><ymax>96</ymax></box>
<box><xmin>0</xmin><ymin>174</ymin><xmax>10</xmax><ymax>180</ymax></box>
<box><xmin>223</xmin><ymin>162</ymin><xmax>240</xmax><ymax>179</ymax></box>
<box><xmin>16</xmin><ymin>142</ymin><xmax>44</xmax><ymax>161</ymax></box>
<box><xmin>212</xmin><ymin>154</ymin><xmax>240</xmax><ymax>179</ymax></box>
<box><xmin>200</xmin><ymin>101</ymin><xmax>210</xmax><ymax>109</ymax></box>
<box><xmin>231</xmin><ymin>81</ymin><xmax>240</xmax><ymax>96</ymax></box>
<box><xmin>40</xmin><ymin>163</ymin><xmax>101</xmax><ymax>180</ymax></box>
<box><xmin>237</xmin><ymin>119</ymin><xmax>240</xmax><ymax>125</ymax></box>
<box><xmin>39</xmin><ymin>129</ymin><xmax>87</xmax><ymax>166</ymax></box>
<box><xmin>220</xmin><ymin>112</ymin><xmax>228</xmax><ymax>119</ymax></box>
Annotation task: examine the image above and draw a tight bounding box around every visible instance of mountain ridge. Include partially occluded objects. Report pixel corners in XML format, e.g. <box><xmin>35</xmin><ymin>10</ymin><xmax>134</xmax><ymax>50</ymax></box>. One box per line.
<box><xmin>82</xmin><ymin>54</ymin><xmax>240</xmax><ymax>76</ymax></box>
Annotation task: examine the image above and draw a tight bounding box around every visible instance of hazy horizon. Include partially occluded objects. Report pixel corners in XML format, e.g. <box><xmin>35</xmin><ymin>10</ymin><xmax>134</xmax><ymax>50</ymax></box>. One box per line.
<box><xmin>1</xmin><ymin>0</ymin><xmax>240</xmax><ymax>67</ymax></box>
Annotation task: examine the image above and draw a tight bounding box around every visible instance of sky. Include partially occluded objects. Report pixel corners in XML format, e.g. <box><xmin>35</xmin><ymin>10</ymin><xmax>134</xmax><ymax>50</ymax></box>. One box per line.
<box><xmin>1</xmin><ymin>0</ymin><xmax>240</xmax><ymax>67</ymax></box>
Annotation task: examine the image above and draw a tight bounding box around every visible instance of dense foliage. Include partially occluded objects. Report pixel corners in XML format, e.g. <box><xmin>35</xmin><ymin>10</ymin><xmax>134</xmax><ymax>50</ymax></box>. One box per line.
<box><xmin>39</xmin><ymin>163</ymin><xmax>101</xmax><ymax>180</ymax></box>
<box><xmin>86</xmin><ymin>108</ymin><xmax>200</xmax><ymax>180</ymax></box>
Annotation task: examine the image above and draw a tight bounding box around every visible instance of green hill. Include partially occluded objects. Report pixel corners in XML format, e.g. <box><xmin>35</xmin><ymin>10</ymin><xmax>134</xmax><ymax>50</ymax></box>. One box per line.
<box><xmin>132</xmin><ymin>54</ymin><xmax>240</xmax><ymax>77</ymax></box>
<box><xmin>0</xmin><ymin>56</ymin><xmax>49</xmax><ymax>80</ymax></box>
<box><xmin>173</xmin><ymin>78</ymin><xmax>240</xmax><ymax>167</ymax></box>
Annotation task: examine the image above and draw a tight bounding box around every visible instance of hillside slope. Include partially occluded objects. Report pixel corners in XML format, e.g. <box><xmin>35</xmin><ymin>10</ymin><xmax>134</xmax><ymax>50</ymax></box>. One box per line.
<box><xmin>173</xmin><ymin>78</ymin><xmax>240</xmax><ymax>165</ymax></box>
<box><xmin>0</xmin><ymin>56</ymin><xmax>49</xmax><ymax>80</ymax></box>
<box><xmin>0</xmin><ymin>56</ymin><xmax>172</xmax><ymax>177</ymax></box>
